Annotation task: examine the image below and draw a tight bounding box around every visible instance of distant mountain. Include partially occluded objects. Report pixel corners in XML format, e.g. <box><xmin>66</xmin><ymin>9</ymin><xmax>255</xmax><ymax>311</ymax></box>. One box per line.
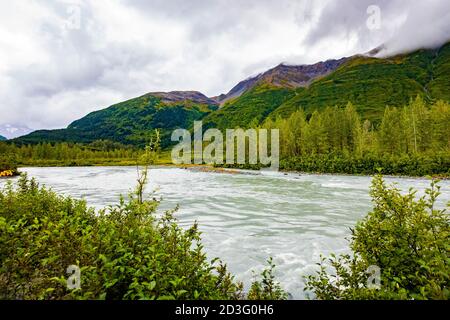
<box><xmin>15</xmin><ymin>42</ymin><xmax>450</xmax><ymax>146</ymax></box>
<box><xmin>0</xmin><ymin>135</ymin><xmax>6</xmax><ymax>141</ymax></box>
<box><xmin>0</xmin><ymin>124</ymin><xmax>33</xmax><ymax>139</ymax></box>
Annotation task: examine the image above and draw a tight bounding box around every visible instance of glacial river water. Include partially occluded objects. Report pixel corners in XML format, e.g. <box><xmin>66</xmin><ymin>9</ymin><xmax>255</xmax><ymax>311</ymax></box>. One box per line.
<box><xmin>1</xmin><ymin>166</ymin><xmax>449</xmax><ymax>299</ymax></box>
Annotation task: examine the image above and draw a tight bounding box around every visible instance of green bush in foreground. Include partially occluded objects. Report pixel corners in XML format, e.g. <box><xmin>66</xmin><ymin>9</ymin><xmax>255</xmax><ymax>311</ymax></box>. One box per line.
<box><xmin>305</xmin><ymin>175</ymin><xmax>450</xmax><ymax>300</ymax></box>
<box><xmin>0</xmin><ymin>175</ymin><xmax>285</xmax><ymax>300</ymax></box>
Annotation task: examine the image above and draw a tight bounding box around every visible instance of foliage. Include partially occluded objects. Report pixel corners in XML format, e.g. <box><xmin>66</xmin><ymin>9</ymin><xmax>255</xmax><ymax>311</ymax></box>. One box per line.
<box><xmin>429</xmin><ymin>43</ymin><xmax>450</xmax><ymax>102</ymax></box>
<box><xmin>247</xmin><ymin>258</ymin><xmax>287</xmax><ymax>300</ymax></box>
<box><xmin>305</xmin><ymin>175</ymin><xmax>450</xmax><ymax>300</ymax></box>
<box><xmin>0</xmin><ymin>140</ymin><xmax>142</xmax><ymax>167</ymax></box>
<box><xmin>0</xmin><ymin>152</ymin><xmax>18</xmax><ymax>176</ymax></box>
<box><xmin>202</xmin><ymin>84</ymin><xmax>295</xmax><ymax>130</ymax></box>
<box><xmin>280</xmin><ymin>153</ymin><xmax>450</xmax><ymax>177</ymax></box>
<box><xmin>268</xmin><ymin>98</ymin><xmax>450</xmax><ymax>176</ymax></box>
<box><xmin>0</xmin><ymin>174</ymin><xmax>287</xmax><ymax>300</ymax></box>
<box><xmin>3</xmin><ymin>98</ymin><xmax>449</xmax><ymax>176</ymax></box>
<box><xmin>0</xmin><ymin>136</ymin><xmax>285</xmax><ymax>300</ymax></box>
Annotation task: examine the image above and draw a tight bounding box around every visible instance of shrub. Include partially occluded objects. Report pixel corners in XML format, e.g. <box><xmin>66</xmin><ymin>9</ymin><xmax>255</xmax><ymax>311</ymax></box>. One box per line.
<box><xmin>305</xmin><ymin>175</ymin><xmax>450</xmax><ymax>299</ymax></box>
<box><xmin>0</xmin><ymin>153</ymin><xmax>19</xmax><ymax>176</ymax></box>
<box><xmin>280</xmin><ymin>152</ymin><xmax>450</xmax><ymax>177</ymax></box>
<box><xmin>0</xmin><ymin>175</ymin><xmax>285</xmax><ymax>300</ymax></box>
<box><xmin>247</xmin><ymin>258</ymin><xmax>287</xmax><ymax>300</ymax></box>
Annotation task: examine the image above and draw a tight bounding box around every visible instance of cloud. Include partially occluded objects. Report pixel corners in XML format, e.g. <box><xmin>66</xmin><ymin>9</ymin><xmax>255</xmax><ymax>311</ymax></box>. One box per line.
<box><xmin>305</xmin><ymin>0</ymin><xmax>450</xmax><ymax>57</ymax></box>
<box><xmin>0</xmin><ymin>0</ymin><xmax>448</xmax><ymax>130</ymax></box>
<box><xmin>380</xmin><ymin>1</ymin><xmax>450</xmax><ymax>56</ymax></box>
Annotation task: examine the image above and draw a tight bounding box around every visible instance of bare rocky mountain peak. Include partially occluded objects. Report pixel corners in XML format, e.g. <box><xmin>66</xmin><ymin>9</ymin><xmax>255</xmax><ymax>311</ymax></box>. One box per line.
<box><xmin>213</xmin><ymin>57</ymin><xmax>349</xmax><ymax>105</ymax></box>
<box><xmin>148</xmin><ymin>90</ymin><xmax>219</xmax><ymax>105</ymax></box>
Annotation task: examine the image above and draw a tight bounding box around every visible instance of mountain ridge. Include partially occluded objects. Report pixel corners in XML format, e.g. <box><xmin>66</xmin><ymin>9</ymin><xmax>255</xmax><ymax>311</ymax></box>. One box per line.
<box><xmin>212</xmin><ymin>57</ymin><xmax>349</xmax><ymax>105</ymax></box>
<box><xmin>148</xmin><ymin>91</ymin><xmax>219</xmax><ymax>105</ymax></box>
<box><xmin>268</xmin><ymin>43</ymin><xmax>450</xmax><ymax>122</ymax></box>
<box><xmin>13</xmin><ymin>42</ymin><xmax>450</xmax><ymax>146</ymax></box>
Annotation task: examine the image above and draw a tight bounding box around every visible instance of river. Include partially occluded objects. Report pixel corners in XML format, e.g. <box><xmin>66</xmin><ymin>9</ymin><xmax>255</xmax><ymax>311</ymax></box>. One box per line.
<box><xmin>1</xmin><ymin>166</ymin><xmax>449</xmax><ymax>299</ymax></box>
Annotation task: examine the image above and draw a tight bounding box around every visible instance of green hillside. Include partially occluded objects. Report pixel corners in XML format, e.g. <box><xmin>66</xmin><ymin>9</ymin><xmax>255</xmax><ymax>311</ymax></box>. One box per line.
<box><xmin>270</xmin><ymin>44</ymin><xmax>450</xmax><ymax>122</ymax></box>
<box><xmin>0</xmin><ymin>135</ymin><xmax>6</xmax><ymax>141</ymax></box>
<box><xmin>428</xmin><ymin>42</ymin><xmax>450</xmax><ymax>101</ymax></box>
<box><xmin>17</xmin><ymin>94</ymin><xmax>217</xmax><ymax>147</ymax></box>
<box><xmin>202</xmin><ymin>84</ymin><xmax>295</xmax><ymax>130</ymax></box>
<box><xmin>205</xmin><ymin>43</ymin><xmax>450</xmax><ymax>130</ymax></box>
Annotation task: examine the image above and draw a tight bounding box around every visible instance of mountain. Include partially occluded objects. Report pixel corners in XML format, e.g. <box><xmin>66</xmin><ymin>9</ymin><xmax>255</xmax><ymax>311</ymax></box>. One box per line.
<box><xmin>16</xmin><ymin>92</ymin><xmax>218</xmax><ymax>147</ymax></box>
<box><xmin>269</xmin><ymin>43</ymin><xmax>450</xmax><ymax>122</ymax></box>
<box><xmin>0</xmin><ymin>135</ymin><xmax>6</xmax><ymax>141</ymax></box>
<box><xmin>204</xmin><ymin>42</ymin><xmax>450</xmax><ymax>129</ymax></box>
<box><xmin>0</xmin><ymin>124</ymin><xmax>33</xmax><ymax>139</ymax></box>
<box><xmin>212</xmin><ymin>58</ymin><xmax>348</xmax><ymax>104</ymax></box>
<box><xmin>15</xmin><ymin>42</ymin><xmax>450</xmax><ymax>146</ymax></box>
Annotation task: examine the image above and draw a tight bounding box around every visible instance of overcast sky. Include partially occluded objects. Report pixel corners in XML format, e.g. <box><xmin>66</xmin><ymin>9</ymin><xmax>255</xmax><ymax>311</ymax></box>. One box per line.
<box><xmin>1</xmin><ymin>0</ymin><xmax>449</xmax><ymax>131</ymax></box>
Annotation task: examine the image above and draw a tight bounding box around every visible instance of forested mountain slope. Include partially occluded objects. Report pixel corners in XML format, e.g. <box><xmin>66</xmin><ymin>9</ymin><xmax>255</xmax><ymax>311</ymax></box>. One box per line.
<box><xmin>16</xmin><ymin>92</ymin><xmax>218</xmax><ymax>147</ymax></box>
<box><xmin>270</xmin><ymin>43</ymin><xmax>450</xmax><ymax>122</ymax></box>
<box><xmin>15</xmin><ymin>43</ymin><xmax>450</xmax><ymax>146</ymax></box>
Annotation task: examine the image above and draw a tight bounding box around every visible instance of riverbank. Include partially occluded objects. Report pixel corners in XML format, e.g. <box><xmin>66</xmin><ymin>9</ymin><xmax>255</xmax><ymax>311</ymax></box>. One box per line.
<box><xmin>6</xmin><ymin>140</ymin><xmax>449</xmax><ymax>178</ymax></box>
<box><xmin>215</xmin><ymin>156</ymin><xmax>450</xmax><ymax>179</ymax></box>
<box><xmin>10</xmin><ymin>148</ymin><xmax>450</xmax><ymax>179</ymax></box>
<box><xmin>0</xmin><ymin>170</ymin><xmax>19</xmax><ymax>178</ymax></box>
<box><xmin>202</xmin><ymin>165</ymin><xmax>450</xmax><ymax>180</ymax></box>
<box><xmin>13</xmin><ymin>160</ymin><xmax>449</xmax><ymax>180</ymax></box>
<box><xmin>14</xmin><ymin>151</ymin><xmax>173</xmax><ymax>167</ymax></box>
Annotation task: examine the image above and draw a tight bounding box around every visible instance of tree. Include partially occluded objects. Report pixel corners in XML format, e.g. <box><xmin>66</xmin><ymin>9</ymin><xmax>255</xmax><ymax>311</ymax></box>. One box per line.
<box><xmin>344</xmin><ymin>102</ymin><xmax>362</xmax><ymax>154</ymax></box>
<box><xmin>378</xmin><ymin>107</ymin><xmax>408</xmax><ymax>155</ymax></box>
<box><xmin>429</xmin><ymin>100</ymin><xmax>450</xmax><ymax>151</ymax></box>
<box><xmin>304</xmin><ymin>111</ymin><xmax>327</xmax><ymax>155</ymax></box>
